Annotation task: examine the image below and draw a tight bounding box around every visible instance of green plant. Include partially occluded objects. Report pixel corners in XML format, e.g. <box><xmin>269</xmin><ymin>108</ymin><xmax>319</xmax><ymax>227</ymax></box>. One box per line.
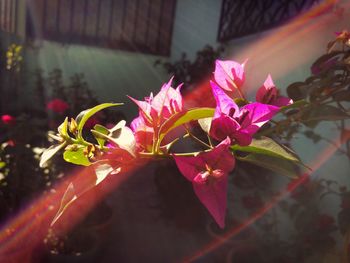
<box><xmin>155</xmin><ymin>44</ymin><xmax>225</xmax><ymax>90</ymax></box>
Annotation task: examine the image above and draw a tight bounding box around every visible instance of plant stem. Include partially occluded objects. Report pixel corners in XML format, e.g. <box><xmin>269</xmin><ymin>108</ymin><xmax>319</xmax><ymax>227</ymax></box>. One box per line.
<box><xmin>138</xmin><ymin>149</ymin><xmax>212</xmax><ymax>159</ymax></box>
<box><xmin>184</xmin><ymin>125</ymin><xmax>213</xmax><ymax>149</ymax></box>
<box><xmin>185</xmin><ymin>132</ymin><xmax>213</xmax><ymax>149</ymax></box>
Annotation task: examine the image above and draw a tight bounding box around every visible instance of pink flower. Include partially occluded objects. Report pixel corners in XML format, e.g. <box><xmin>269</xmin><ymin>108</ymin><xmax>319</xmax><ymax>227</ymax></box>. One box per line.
<box><xmin>1</xmin><ymin>114</ymin><xmax>15</xmax><ymax>125</ymax></box>
<box><xmin>128</xmin><ymin>77</ymin><xmax>183</xmax><ymax>128</ymax></box>
<box><xmin>46</xmin><ymin>99</ymin><xmax>69</xmax><ymax>114</ymax></box>
<box><xmin>256</xmin><ymin>75</ymin><xmax>293</xmax><ymax>107</ymax></box>
<box><xmin>214</xmin><ymin>59</ymin><xmax>246</xmax><ymax>92</ymax></box>
<box><xmin>209</xmin><ymin>81</ymin><xmax>279</xmax><ymax>146</ymax></box>
<box><xmin>173</xmin><ymin>138</ymin><xmax>235</xmax><ymax>228</ymax></box>
<box><xmin>130</xmin><ymin>116</ymin><xmax>154</xmax><ymax>152</ymax></box>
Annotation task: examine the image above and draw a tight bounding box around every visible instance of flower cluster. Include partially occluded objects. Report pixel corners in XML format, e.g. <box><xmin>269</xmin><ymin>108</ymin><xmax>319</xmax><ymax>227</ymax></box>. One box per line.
<box><xmin>128</xmin><ymin>60</ymin><xmax>292</xmax><ymax>227</ymax></box>
<box><xmin>41</xmin><ymin>59</ymin><xmax>295</xmax><ymax>228</ymax></box>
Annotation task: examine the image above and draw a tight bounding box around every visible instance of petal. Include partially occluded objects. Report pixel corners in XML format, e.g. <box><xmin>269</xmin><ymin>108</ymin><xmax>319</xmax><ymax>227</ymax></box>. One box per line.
<box><xmin>233</xmin><ymin>103</ymin><xmax>279</xmax><ymax>144</ymax></box>
<box><xmin>210</xmin><ymin>114</ymin><xmax>240</xmax><ymax>142</ymax></box>
<box><xmin>130</xmin><ymin>116</ymin><xmax>154</xmax><ymax>151</ymax></box>
<box><xmin>152</xmin><ymin>77</ymin><xmax>183</xmax><ymax>117</ymax></box>
<box><xmin>201</xmin><ymin>138</ymin><xmax>235</xmax><ymax>173</ymax></box>
<box><xmin>274</xmin><ymin>96</ymin><xmax>293</xmax><ymax>107</ymax></box>
<box><xmin>128</xmin><ymin>96</ymin><xmax>152</xmax><ymax>120</ymax></box>
<box><xmin>211</xmin><ymin>81</ymin><xmax>239</xmax><ymax>118</ymax></box>
<box><xmin>130</xmin><ymin>116</ymin><xmax>143</xmax><ymax>132</ymax></box>
<box><xmin>230</xmin><ymin>130</ymin><xmax>253</xmax><ymax>146</ymax></box>
<box><xmin>256</xmin><ymin>74</ymin><xmax>277</xmax><ymax>103</ymax></box>
<box><xmin>174</xmin><ymin>140</ymin><xmax>235</xmax><ymax>229</ymax></box>
<box><xmin>214</xmin><ymin>60</ymin><xmax>246</xmax><ymax>91</ymax></box>
<box><xmin>193</xmin><ymin>173</ymin><xmax>228</xmax><ymax>228</ymax></box>
<box><xmin>134</xmin><ymin>130</ymin><xmax>154</xmax><ymax>152</ymax></box>
<box><xmin>173</xmin><ymin>155</ymin><xmax>205</xmax><ymax>182</ymax></box>
<box><xmin>240</xmin><ymin>102</ymin><xmax>279</xmax><ymax>129</ymax></box>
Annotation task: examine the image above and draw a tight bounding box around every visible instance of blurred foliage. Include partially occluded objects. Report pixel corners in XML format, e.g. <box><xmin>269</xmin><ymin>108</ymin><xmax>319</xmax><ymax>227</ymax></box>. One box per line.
<box><xmin>259</xmin><ymin>30</ymin><xmax>350</xmax><ymax>160</ymax></box>
<box><xmin>6</xmin><ymin>44</ymin><xmax>23</xmax><ymax>72</ymax></box>
<box><xmin>0</xmin><ymin>43</ymin><xmax>120</xmax><ymax>224</ymax></box>
<box><xmin>155</xmin><ymin>44</ymin><xmax>225</xmax><ymax>90</ymax></box>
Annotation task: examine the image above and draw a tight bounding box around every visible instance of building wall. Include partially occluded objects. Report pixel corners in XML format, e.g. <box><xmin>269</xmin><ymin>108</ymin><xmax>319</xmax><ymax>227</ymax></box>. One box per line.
<box><xmin>25</xmin><ymin>42</ymin><xmax>167</xmax><ymax>120</ymax></box>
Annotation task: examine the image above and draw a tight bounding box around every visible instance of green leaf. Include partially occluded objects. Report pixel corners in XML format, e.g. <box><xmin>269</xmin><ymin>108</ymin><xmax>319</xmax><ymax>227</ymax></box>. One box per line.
<box><xmin>231</xmin><ymin>137</ymin><xmax>300</xmax><ymax>163</ymax></box>
<box><xmin>158</xmin><ymin>108</ymin><xmax>215</xmax><ymax>146</ymax></box>
<box><xmin>301</xmin><ymin>105</ymin><xmax>349</xmax><ymax>123</ymax></box>
<box><xmin>237</xmin><ymin>154</ymin><xmax>301</xmax><ymax>179</ymax></box>
<box><xmin>93</xmin><ymin>124</ymin><xmax>109</xmax><ymax>148</ymax></box>
<box><xmin>40</xmin><ymin>143</ymin><xmax>66</xmax><ymax>168</ymax></box>
<box><xmin>287</xmin><ymin>82</ymin><xmax>308</xmax><ymax>101</ymax></box>
<box><xmin>57</xmin><ymin>117</ymin><xmax>69</xmax><ymax>138</ymax></box>
<box><xmin>63</xmin><ymin>147</ymin><xmax>91</xmax><ymax>166</ymax></box>
<box><xmin>51</xmin><ymin>182</ymin><xmax>77</xmax><ymax>226</ymax></box>
<box><xmin>75</xmin><ymin>103</ymin><xmax>122</xmax><ymax>138</ymax></box>
<box><xmin>312</xmin><ymin>51</ymin><xmax>342</xmax><ymax>69</ymax></box>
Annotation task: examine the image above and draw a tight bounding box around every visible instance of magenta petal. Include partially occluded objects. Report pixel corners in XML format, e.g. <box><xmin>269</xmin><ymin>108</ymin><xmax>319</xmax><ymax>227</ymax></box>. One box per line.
<box><xmin>173</xmin><ymin>139</ymin><xmax>235</xmax><ymax>228</ymax></box>
<box><xmin>128</xmin><ymin>96</ymin><xmax>152</xmax><ymax>117</ymax></box>
<box><xmin>152</xmin><ymin>77</ymin><xmax>183</xmax><ymax>117</ymax></box>
<box><xmin>274</xmin><ymin>96</ymin><xmax>293</xmax><ymax>107</ymax></box>
<box><xmin>255</xmin><ymin>86</ymin><xmax>266</xmax><ymax>103</ymax></box>
<box><xmin>202</xmin><ymin>137</ymin><xmax>235</xmax><ymax>172</ymax></box>
<box><xmin>256</xmin><ymin>74</ymin><xmax>277</xmax><ymax>103</ymax></box>
<box><xmin>231</xmin><ymin>130</ymin><xmax>253</xmax><ymax>146</ymax></box>
<box><xmin>210</xmin><ymin>115</ymin><xmax>240</xmax><ymax>142</ymax></box>
<box><xmin>214</xmin><ymin>60</ymin><xmax>245</xmax><ymax>91</ymax></box>
<box><xmin>241</xmin><ymin>102</ymin><xmax>279</xmax><ymax>129</ymax></box>
<box><xmin>211</xmin><ymin>81</ymin><xmax>239</xmax><ymax>118</ymax></box>
<box><xmin>130</xmin><ymin>116</ymin><xmax>144</xmax><ymax>132</ymax></box>
<box><xmin>193</xmin><ymin>174</ymin><xmax>228</xmax><ymax>228</ymax></box>
<box><xmin>131</xmin><ymin>116</ymin><xmax>154</xmax><ymax>151</ymax></box>
<box><xmin>173</xmin><ymin>156</ymin><xmax>205</xmax><ymax>182</ymax></box>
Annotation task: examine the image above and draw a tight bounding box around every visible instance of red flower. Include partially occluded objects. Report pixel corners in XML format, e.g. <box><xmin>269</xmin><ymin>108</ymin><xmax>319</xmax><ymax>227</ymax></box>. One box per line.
<box><xmin>1</xmin><ymin>114</ymin><xmax>16</xmax><ymax>125</ymax></box>
<box><xmin>7</xmin><ymin>140</ymin><xmax>15</xmax><ymax>147</ymax></box>
<box><xmin>46</xmin><ymin>99</ymin><xmax>69</xmax><ymax>114</ymax></box>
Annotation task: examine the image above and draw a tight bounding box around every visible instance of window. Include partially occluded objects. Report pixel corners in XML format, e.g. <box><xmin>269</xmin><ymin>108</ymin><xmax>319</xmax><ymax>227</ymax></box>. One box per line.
<box><xmin>218</xmin><ymin>0</ymin><xmax>321</xmax><ymax>42</ymax></box>
<box><xmin>0</xmin><ymin>0</ymin><xmax>18</xmax><ymax>34</ymax></box>
<box><xmin>28</xmin><ymin>0</ymin><xmax>177</xmax><ymax>56</ymax></box>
